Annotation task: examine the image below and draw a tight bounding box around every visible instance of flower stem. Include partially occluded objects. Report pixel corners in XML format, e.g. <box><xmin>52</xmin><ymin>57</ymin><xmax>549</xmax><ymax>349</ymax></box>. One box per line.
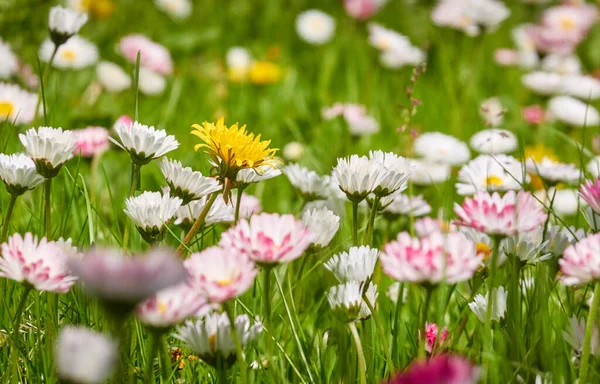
<box><xmin>33</xmin><ymin>44</ymin><xmax>58</xmax><ymax>125</ymax></box>
<box><xmin>10</xmin><ymin>285</ymin><xmax>32</xmax><ymax>379</ymax></box>
<box><xmin>363</xmin><ymin>295</ymin><xmax>394</xmax><ymax>374</ymax></box>
<box><xmin>123</xmin><ymin>163</ymin><xmax>142</xmax><ymax>249</ymax></box>
<box><xmin>234</xmin><ymin>186</ymin><xmax>246</xmax><ymax>224</ymax></box>
<box><xmin>391</xmin><ymin>283</ymin><xmax>404</xmax><ymax>364</ymax></box>
<box><xmin>418</xmin><ymin>286</ymin><xmax>433</xmax><ymax>358</ymax></box>
<box><xmin>176</xmin><ymin>192</ymin><xmax>218</xmax><ymax>256</ymax></box>
<box><xmin>217</xmin><ymin>361</ymin><xmax>229</xmax><ymax>384</ymax></box>
<box><xmin>352</xmin><ymin>201</ymin><xmax>359</xmax><ymax>246</ymax></box>
<box><xmin>223</xmin><ymin>301</ymin><xmax>248</xmax><ymax>384</ymax></box>
<box><xmin>363</xmin><ymin>196</ymin><xmax>380</xmax><ymax>245</ymax></box>
<box><xmin>144</xmin><ymin>332</ymin><xmax>160</xmax><ymax>384</ymax></box>
<box><xmin>44</xmin><ymin>178</ymin><xmax>52</xmax><ymax>239</ymax></box>
<box><xmin>508</xmin><ymin>253</ymin><xmax>522</xmax><ymax>361</ymax></box>
<box><xmin>1</xmin><ymin>194</ymin><xmax>18</xmax><ymax>243</ymax></box>
<box><xmin>348</xmin><ymin>321</ymin><xmax>367</xmax><ymax>384</ymax></box>
<box><xmin>580</xmin><ymin>282</ymin><xmax>600</xmax><ymax>384</ymax></box>
<box><xmin>482</xmin><ymin>235</ymin><xmax>502</xmax><ymax>380</ymax></box>
<box><xmin>263</xmin><ymin>267</ymin><xmax>277</xmax><ymax>381</ymax></box>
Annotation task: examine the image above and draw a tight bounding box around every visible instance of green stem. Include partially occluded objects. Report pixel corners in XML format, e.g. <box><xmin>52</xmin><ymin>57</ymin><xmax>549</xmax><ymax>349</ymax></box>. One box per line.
<box><xmin>1</xmin><ymin>194</ymin><xmax>18</xmax><ymax>243</ymax></box>
<box><xmin>123</xmin><ymin>163</ymin><xmax>142</xmax><ymax>249</ymax></box>
<box><xmin>10</xmin><ymin>285</ymin><xmax>32</xmax><ymax>380</ymax></box>
<box><xmin>391</xmin><ymin>283</ymin><xmax>404</xmax><ymax>365</ymax></box>
<box><xmin>159</xmin><ymin>334</ymin><xmax>171</xmax><ymax>381</ymax></box>
<box><xmin>418</xmin><ymin>286</ymin><xmax>433</xmax><ymax>358</ymax></box>
<box><xmin>144</xmin><ymin>333</ymin><xmax>159</xmax><ymax>384</ymax></box>
<box><xmin>508</xmin><ymin>253</ymin><xmax>522</xmax><ymax>361</ymax></box>
<box><xmin>44</xmin><ymin>179</ymin><xmax>52</xmax><ymax>239</ymax></box>
<box><xmin>348</xmin><ymin>321</ymin><xmax>367</xmax><ymax>384</ymax></box>
<box><xmin>363</xmin><ymin>296</ymin><xmax>394</xmax><ymax>374</ymax></box>
<box><xmin>217</xmin><ymin>361</ymin><xmax>228</xmax><ymax>384</ymax></box>
<box><xmin>352</xmin><ymin>201</ymin><xmax>359</xmax><ymax>246</ymax></box>
<box><xmin>223</xmin><ymin>302</ymin><xmax>248</xmax><ymax>384</ymax></box>
<box><xmin>263</xmin><ymin>267</ymin><xmax>277</xmax><ymax>382</ymax></box>
<box><xmin>363</xmin><ymin>196</ymin><xmax>380</xmax><ymax>245</ymax></box>
<box><xmin>580</xmin><ymin>282</ymin><xmax>600</xmax><ymax>384</ymax></box>
<box><xmin>234</xmin><ymin>185</ymin><xmax>246</xmax><ymax>223</ymax></box>
<box><xmin>482</xmin><ymin>235</ymin><xmax>502</xmax><ymax>381</ymax></box>
<box><xmin>34</xmin><ymin>45</ymin><xmax>58</xmax><ymax>125</ymax></box>
<box><xmin>176</xmin><ymin>192</ymin><xmax>219</xmax><ymax>256</ymax></box>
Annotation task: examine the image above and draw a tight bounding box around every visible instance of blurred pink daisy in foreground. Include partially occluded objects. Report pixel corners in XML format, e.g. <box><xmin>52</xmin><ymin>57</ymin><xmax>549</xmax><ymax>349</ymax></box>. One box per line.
<box><xmin>220</xmin><ymin>213</ymin><xmax>314</xmax><ymax>265</ymax></box>
<box><xmin>184</xmin><ymin>246</ymin><xmax>257</xmax><ymax>303</ymax></box>
<box><xmin>119</xmin><ymin>34</ymin><xmax>173</xmax><ymax>75</ymax></box>
<box><xmin>580</xmin><ymin>179</ymin><xmax>600</xmax><ymax>215</ymax></box>
<box><xmin>454</xmin><ymin>191</ymin><xmax>547</xmax><ymax>236</ymax></box>
<box><xmin>0</xmin><ymin>233</ymin><xmax>77</xmax><ymax>293</ymax></box>
<box><xmin>387</xmin><ymin>354</ymin><xmax>479</xmax><ymax>384</ymax></box>
<box><xmin>559</xmin><ymin>233</ymin><xmax>600</xmax><ymax>286</ymax></box>
<box><xmin>380</xmin><ymin>231</ymin><xmax>481</xmax><ymax>284</ymax></box>
<box><xmin>72</xmin><ymin>126</ymin><xmax>110</xmax><ymax>157</ymax></box>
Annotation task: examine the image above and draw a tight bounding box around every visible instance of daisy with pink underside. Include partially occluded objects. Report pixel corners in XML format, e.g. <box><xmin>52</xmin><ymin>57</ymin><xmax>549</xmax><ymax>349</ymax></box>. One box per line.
<box><xmin>559</xmin><ymin>233</ymin><xmax>600</xmax><ymax>286</ymax></box>
<box><xmin>580</xmin><ymin>179</ymin><xmax>600</xmax><ymax>215</ymax></box>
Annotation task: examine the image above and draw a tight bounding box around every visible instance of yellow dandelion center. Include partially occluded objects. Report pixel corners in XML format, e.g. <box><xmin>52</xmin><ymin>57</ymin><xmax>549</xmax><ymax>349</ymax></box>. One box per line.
<box><xmin>560</xmin><ymin>17</ymin><xmax>577</xmax><ymax>30</ymax></box>
<box><xmin>476</xmin><ymin>242</ymin><xmax>491</xmax><ymax>261</ymax></box>
<box><xmin>525</xmin><ymin>144</ymin><xmax>558</xmax><ymax>163</ymax></box>
<box><xmin>485</xmin><ymin>175</ymin><xmax>503</xmax><ymax>187</ymax></box>
<box><xmin>0</xmin><ymin>101</ymin><xmax>14</xmax><ymax>117</ymax></box>
<box><xmin>61</xmin><ymin>49</ymin><xmax>77</xmax><ymax>62</ymax></box>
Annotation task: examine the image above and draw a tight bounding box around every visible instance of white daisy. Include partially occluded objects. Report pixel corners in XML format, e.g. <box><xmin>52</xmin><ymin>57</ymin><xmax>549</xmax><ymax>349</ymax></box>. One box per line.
<box><xmin>410</xmin><ymin>159</ymin><xmax>451</xmax><ymax>185</ymax></box>
<box><xmin>155</xmin><ymin>0</ymin><xmax>192</xmax><ymax>19</ymax></box>
<box><xmin>282</xmin><ymin>142</ymin><xmax>304</xmax><ymax>161</ymax></box>
<box><xmin>480</xmin><ymin>97</ymin><xmax>505</xmax><ymax>127</ymax></box>
<box><xmin>544</xmin><ymin>225</ymin><xmax>585</xmax><ymax>257</ymax></box>
<box><xmin>283</xmin><ymin>164</ymin><xmax>331</xmax><ymax>201</ymax></box>
<box><xmin>0</xmin><ymin>38</ymin><xmax>18</xmax><ymax>79</ymax></box>
<box><xmin>521</xmin><ymin>71</ymin><xmax>563</xmax><ymax>96</ymax></box>
<box><xmin>327</xmin><ymin>281</ymin><xmax>378</xmax><ymax>322</ymax></box>
<box><xmin>469</xmin><ymin>128</ymin><xmax>518</xmax><ymax>154</ymax></box>
<box><xmin>324</xmin><ymin>246</ymin><xmax>379</xmax><ymax>283</ymax></box>
<box><xmin>386</xmin><ymin>282</ymin><xmax>408</xmax><ymax>304</ymax></box>
<box><xmin>560</xmin><ymin>75</ymin><xmax>600</xmax><ymax>101</ymax></box>
<box><xmin>295</xmin><ymin>10</ymin><xmax>335</xmax><ymax>45</ymax></box>
<box><xmin>413</xmin><ymin>132</ymin><xmax>471</xmax><ymax>166</ymax></box>
<box><xmin>39</xmin><ymin>36</ymin><xmax>98</xmax><ymax>69</ymax></box>
<box><xmin>174</xmin><ymin>194</ymin><xmax>234</xmax><ymax>228</ymax></box>
<box><xmin>302</xmin><ymin>207</ymin><xmax>340</xmax><ymax>248</ymax></box>
<box><xmin>540</xmin><ymin>54</ymin><xmax>581</xmax><ymax>76</ymax></box>
<box><xmin>526</xmin><ymin>157</ymin><xmax>581</xmax><ymax>184</ymax></box>
<box><xmin>367</xmin><ymin>23</ymin><xmax>411</xmax><ymax>52</ymax></box>
<box><xmin>124</xmin><ymin>191</ymin><xmax>182</xmax><ymax>243</ymax></box>
<box><xmin>0</xmin><ymin>82</ymin><xmax>38</xmax><ymax>125</ymax></box>
<box><xmin>382</xmin><ymin>193</ymin><xmax>431</xmax><ymax>218</ymax></box>
<box><xmin>138</xmin><ymin>67</ymin><xmax>167</xmax><ymax>96</ymax></box>
<box><xmin>19</xmin><ymin>127</ymin><xmax>76</xmax><ymax>178</ymax></box>
<box><xmin>48</xmin><ymin>5</ymin><xmax>88</xmax><ymax>45</ymax></box>
<box><xmin>536</xmin><ymin>188</ymin><xmax>584</xmax><ymax>217</ymax></box>
<box><xmin>368</xmin><ymin>150</ymin><xmax>412</xmax><ymax>197</ymax></box>
<box><xmin>548</xmin><ymin>96</ymin><xmax>600</xmax><ymax>127</ymax></box>
<box><xmin>587</xmin><ymin>156</ymin><xmax>600</xmax><ymax>177</ymax></box>
<box><xmin>456</xmin><ymin>154</ymin><xmax>528</xmax><ymax>196</ymax></box>
<box><xmin>333</xmin><ymin>155</ymin><xmax>387</xmax><ymax>202</ymax></box>
<box><xmin>96</xmin><ymin>61</ymin><xmax>131</xmax><ymax>93</ymax></box>
<box><xmin>563</xmin><ymin>316</ymin><xmax>599</xmax><ymax>360</ymax></box>
<box><xmin>468</xmin><ymin>286</ymin><xmax>507</xmax><ymax>323</ymax></box>
<box><xmin>500</xmin><ymin>232</ymin><xmax>551</xmax><ymax>265</ymax></box>
<box><xmin>379</xmin><ymin>45</ymin><xmax>425</xmax><ymax>69</ymax></box>
<box><xmin>226</xmin><ymin>47</ymin><xmax>253</xmax><ymax>81</ymax></box>
<box><xmin>111</xmin><ymin>120</ymin><xmax>179</xmax><ymax>165</ymax></box>
<box><xmin>159</xmin><ymin>158</ymin><xmax>221</xmax><ymax>204</ymax></box>
<box><xmin>237</xmin><ymin>165</ymin><xmax>282</xmax><ymax>185</ymax></box>
<box><xmin>0</xmin><ymin>153</ymin><xmax>44</xmax><ymax>195</ymax></box>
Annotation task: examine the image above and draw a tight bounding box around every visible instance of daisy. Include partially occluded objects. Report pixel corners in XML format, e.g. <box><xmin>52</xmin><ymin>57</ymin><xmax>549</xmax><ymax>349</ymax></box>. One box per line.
<box><xmin>526</xmin><ymin>157</ymin><xmax>581</xmax><ymax>184</ymax></box>
<box><xmin>226</xmin><ymin>47</ymin><xmax>253</xmax><ymax>82</ymax></box>
<box><xmin>563</xmin><ymin>316</ymin><xmax>599</xmax><ymax>361</ymax></box>
<box><xmin>343</xmin><ymin>104</ymin><xmax>380</xmax><ymax>136</ymax></box>
<box><xmin>39</xmin><ymin>36</ymin><xmax>98</xmax><ymax>69</ymax></box>
<box><xmin>324</xmin><ymin>245</ymin><xmax>379</xmax><ymax>283</ymax></box>
<box><xmin>159</xmin><ymin>158</ymin><xmax>221</xmax><ymax>204</ymax></box>
<box><xmin>283</xmin><ymin>164</ymin><xmax>331</xmax><ymax>201</ymax></box>
<box><xmin>174</xmin><ymin>194</ymin><xmax>234</xmax><ymax>228</ymax></box>
<box><xmin>96</xmin><ymin>61</ymin><xmax>131</xmax><ymax>93</ymax></box>
<box><xmin>421</xmin><ymin>322</ymin><xmax>449</xmax><ymax>354</ymax></box>
<box><xmin>0</xmin><ymin>153</ymin><xmax>44</xmax><ymax>195</ymax></box>
<box><xmin>455</xmin><ymin>154</ymin><xmax>527</xmax><ymax>196</ymax></box>
<box><xmin>581</xmin><ymin>179</ymin><xmax>600</xmax><ymax>214</ymax></box>
<box><xmin>388</xmin><ymin>355</ymin><xmax>479</xmax><ymax>384</ymax></box>
<box><xmin>0</xmin><ymin>82</ymin><xmax>38</xmax><ymax>125</ymax></box>
<box><xmin>544</xmin><ymin>225</ymin><xmax>585</xmax><ymax>257</ymax></box>
<box><xmin>548</xmin><ymin>96</ymin><xmax>600</xmax><ymax>127</ymax></box>
<box><xmin>480</xmin><ymin>97</ymin><xmax>504</xmax><ymax>127</ymax></box>
<box><xmin>119</xmin><ymin>34</ymin><xmax>173</xmax><ymax>75</ymax></box>
<box><xmin>124</xmin><ymin>191</ymin><xmax>182</xmax><ymax>244</ymax></box>
<box><xmin>138</xmin><ymin>68</ymin><xmax>167</xmax><ymax>96</ymax></box>
<box><xmin>56</xmin><ymin>326</ymin><xmax>117</xmax><ymax>384</ymax></box>
<box><xmin>413</xmin><ymin>217</ymin><xmax>454</xmax><ymax>237</ymax></box>
<box><xmin>413</xmin><ymin>132</ymin><xmax>471</xmax><ymax>166</ymax></box>
<box><xmin>379</xmin><ymin>44</ymin><xmax>425</xmax><ymax>69</ymax></box>
<box><xmin>468</xmin><ymin>286</ymin><xmax>507</xmax><ymax>323</ymax></box>
<box><xmin>410</xmin><ymin>159</ymin><xmax>451</xmax><ymax>185</ymax></box>
<box><xmin>381</xmin><ymin>231</ymin><xmax>481</xmax><ymax>284</ymax></box>
<box><xmin>0</xmin><ymin>38</ymin><xmax>18</xmax><ymax>79</ymax></box>
<box><xmin>344</xmin><ymin>0</ymin><xmax>386</xmax><ymax>20</ymax></box>
<box><xmin>521</xmin><ymin>71</ymin><xmax>563</xmax><ymax>96</ymax></box>
<box><xmin>367</xmin><ymin>23</ymin><xmax>411</xmax><ymax>52</ymax></box>
<box><xmin>155</xmin><ymin>0</ymin><xmax>192</xmax><ymax>19</ymax></box>
<box><xmin>327</xmin><ymin>281</ymin><xmax>378</xmax><ymax>322</ymax></box>
<box><xmin>19</xmin><ymin>127</ymin><xmax>77</xmax><ymax>178</ymax></box>
<box><xmin>454</xmin><ymin>190</ymin><xmax>547</xmax><ymax>236</ymax></box>
<box><xmin>469</xmin><ymin>129</ymin><xmax>518</xmax><ymax>154</ymax></box>
<box><xmin>48</xmin><ymin>5</ymin><xmax>88</xmax><ymax>46</ymax></box>
<box><xmin>0</xmin><ymin>233</ymin><xmax>77</xmax><ymax>293</ymax></box>
<box><xmin>368</xmin><ymin>150</ymin><xmax>412</xmax><ymax>197</ymax></box>
<box><xmin>302</xmin><ymin>207</ymin><xmax>340</xmax><ymax>248</ymax></box>
<box><xmin>541</xmin><ymin>54</ymin><xmax>581</xmax><ymax>76</ymax></box>
<box><xmin>185</xmin><ymin>246</ymin><xmax>258</xmax><ymax>303</ymax></box>
<box><xmin>220</xmin><ymin>213</ymin><xmax>314</xmax><ymax>265</ymax></box>
<box><xmin>237</xmin><ymin>165</ymin><xmax>281</xmax><ymax>185</ymax></box>
<box><xmin>333</xmin><ymin>155</ymin><xmax>386</xmax><ymax>202</ymax></box>
<box><xmin>72</xmin><ymin>126</ymin><xmax>110</xmax><ymax>157</ymax></box>
<box><xmin>560</xmin><ymin>232</ymin><xmax>600</xmax><ymax>285</ymax></box>
<box><xmin>382</xmin><ymin>194</ymin><xmax>432</xmax><ymax>219</ymax></box>
<box><xmin>112</xmin><ymin>120</ymin><xmax>179</xmax><ymax>165</ymax></box>
<box><xmin>282</xmin><ymin>142</ymin><xmax>304</xmax><ymax>161</ymax></box>
<box><xmin>587</xmin><ymin>157</ymin><xmax>600</xmax><ymax>178</ymax></box>
<box><xmin>295</xmin><ymin>10</ymin><xmax>336</xmax><ymax>45</ymax></box>
<box><xmin>431</xmin><ymin>0</ymin><xmax>510</xmax><ymax>36</ymax></box>
<box><xmin>500</xmin><ymin>232</ymin><xmax>551</xmax><ymax>265</ymax></box>
<box><xmin>560</xmin><ymin>75</ymin><xmax>600</xmax><ymax>101</ymax></box>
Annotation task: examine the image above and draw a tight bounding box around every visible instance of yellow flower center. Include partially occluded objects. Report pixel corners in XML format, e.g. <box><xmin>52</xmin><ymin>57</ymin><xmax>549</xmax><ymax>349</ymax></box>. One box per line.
<box><xmin>310</xmin><ymin>18</ymin><xmax>325</xmax><ymax>31</ymax></box>
<box><xmin>216</xmin><ymin>278</ymin><xmax>233</xmax><ymax>287</ymax></box>
<box><xmin>61</xmin><ymin>49</ymin><xmax>77</xmax><ymax>62</ymax></box>
<box><xmin>0</xmin><ymin>101</ymin><xmax>14</xmax><ymax>117</ymax></box>
<box><xmin>560</xmin><ymin>16</ymin><xmax>577</xmax><ymax>30</ymax></box>
<box><xmin>525</xmin><ymin>144</ymin><xmax>558</xmax><ymax>163</ymax></box>
<box><xmin>485</xmin><ymin>175</ymin><xmax>503</xmax><ymax>187</ymax></box>
<box><xmin>209</xmin><ymin>333</ymin><xmax>217</xmax><ymax>352</ymax></box>
<box><xmin>375</xmin><ymin>38</ymin><xmax>389</xmax><ymax>50</ymax></box>
<box><xmin>157</xmin><ymin>301</ymin><xmax>167</xmax><ymax>315</ymax></box>
<box><xmin>476</xmin><ymin>242</ymin><xmax>491</xmax><ymax>261</ymax></box>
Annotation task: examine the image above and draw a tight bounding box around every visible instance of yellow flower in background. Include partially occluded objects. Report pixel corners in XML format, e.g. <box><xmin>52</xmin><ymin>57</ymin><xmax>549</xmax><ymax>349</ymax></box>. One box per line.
<box><xmin>524</xmin><ymin>144</ymin><xmax>559</xmax><ymax>163</ymax></box>
<box><xmin>68</xmin><ymin>0</ymin><xmax>115</xmax><ymax>17</ymax></box>
<box><xmin>249</xmin><ymin>61</ymin><xmax>282</xmax><ymax>84</ymax></box>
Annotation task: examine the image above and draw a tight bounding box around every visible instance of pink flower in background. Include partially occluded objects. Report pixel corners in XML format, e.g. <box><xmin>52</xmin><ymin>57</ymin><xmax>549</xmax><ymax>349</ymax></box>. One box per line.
<box><xmin>119</xmin><ymin>34</ymin><xmax>173</xmax><ymax>75</ymax></box>
<box><xmin>113</xmin><ymin>115</ymin><xmax>133</xmax><ymax>130</ymax></box>
<box><xmin>560</xmin><ymin>233</ymin><xmax>600</xmax><ymax>285</ymax></box>
<box><xmin>73</xmin><ymin>126</ymin><xmax>110</xmax><ymax>157</ymax></box>
<box><xmin>420</xmin><ymin>322</ymin><xmax>449</xmax><ymax>354</ymax></box>
<box><xmin>322</xmin><ymin>102</ymin><xmax>379</xmax><ymax>136</ymax></box>
<box><xmin>494</xmin><ymin>48</ymin><xmax>518</xmax><ymax>66</ymax></box>
<box><xmin>454</xmin><ymin>191</ymin><xmax>547</xmax><ymax>236</ymax></box>
<box><xmin>388</xmin><ymin>355</ymin><xmax>479</xmax><ymax>384</ymax></box>
<box><xmin>380</xmin><ymin>231</ymin><xmax>481</xmax><ymax>284</ymax></box>
<box><xmin>541</xmin><ymin>4</ymin><xmax>598</xmax><ymax>34</ymax></box>
<box><xmin>522</xmin><ymin>105</ymin><xmax>546</xmax><ymax>125</ymax></box>
<box><xmin>184</xmin><ymin>246</ymin><xmax>258</xmax><ymax>303</ymax></box>
<box><xmin>322</xmin><ymin>103</ymin><xmax>345</xmax><ymax>119</ymax></box>
<box><xmin>580</xmin><ymin>179</ymin><xmax>600</xmax><ymax>214</ymax></box>
<box><xmin>0</xmin><ymin>233</ymin><xmax>77</xmax><ymax>293</ymax></box>
<box><xmin>525</xmin><ymin>24</ymin><xmax>582</xmax><ymax>55</ymax></box>
<box><xmin>233</xmin><ymin>192</ymin><xmax>262</xmax><ymax>218</ymax></box>
<box><xmin>344</xmin><ymin>0</ymin><xmax>385</xmax><ymax>20</ymax></box>
<box><xmin>220</xmin><ymin>213</ymin><xmax>314</xmax><ymax>265</ymax></box>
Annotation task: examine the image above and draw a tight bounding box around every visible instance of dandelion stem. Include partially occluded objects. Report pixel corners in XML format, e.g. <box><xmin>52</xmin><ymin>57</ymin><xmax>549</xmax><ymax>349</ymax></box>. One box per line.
<box><xmin>352</xmin><ymin>201</ymin><xmax>359</xmax><ymax>246</ymax></box>
<box><xmin>44</xmin><ymin>179</ymin><xmax>52</xmax><ymax>239</ymax></box>
<box><xmin>10</xmin><ymin>285</ymin><xmax>32</xmax><ymax>380</ymax></box>
<box><xmin>363</xmin><ymin>295</ymin><xmax>394</xmax><ymax>374</ymax></box>
<box><xmin>234</xmin><ymin>185</ymin><xmax>246</xmax><ymax>224</ymax></box>
<box><xmin>223</xmin><ymin>301</ymin><xmax>248</xmax><ymax>384</ymax></box>
<box><xmin>176</xmin><ymin>192</ymin><xmax>218</xmax><ymax>256</ymax></box>
<box><xmin>348</xmin><ymin>321</ymin><xmax>367</xmax><ymax>384</ymax></box>
<box><xmin>580</xmin><ymin>282</ymin><xmax>600</xmax><ymax>383</ymax></box>
<box><xmin>363</xmin><ymin>196</ymin><xmax>380</xmax><ymax>245</ymax></box>
<box><xmin>482</xmin><ymin>235</ymin><xmax>502</xmax><ymax>381</ymax></box>
<box><xmin>1</xmin><ymin>194</ymin><xmax>18</xmax><ymax>243</ymax></box>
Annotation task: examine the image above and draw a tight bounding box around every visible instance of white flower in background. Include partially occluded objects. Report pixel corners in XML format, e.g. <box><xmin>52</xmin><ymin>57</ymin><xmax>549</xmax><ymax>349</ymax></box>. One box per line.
<box><xmin>302</xmin><ymin>207</ymin><xmax>340</xmax><ymax>248</ymax></box>
<box><xmin>39</xmin><ymin>36</ymin><xmax>98</xmax><ymax>69</ymax></box>
<box><xmin>413</xmin><ymin>217</ymin><xmax>452</xmax><ymax>237</ymax></box>
<box><xmin>386</xmin><ymin>282</ymin><xmax>408</xmax><ymax>304</ymax></box>
<box><xmin>383</xmin><ymin>193</ymin><xmax>431</xmax><ymax>218</ymax></box>
<box><xmin>237</xmin><ymin>165</ymin><xmax>282</xmax><ymax>185</ymax></box>
<box><xmin>0</xmin><ymin>82</ymin><xmax>38</xmax><ymax>125</ymax></box>
<box><xmin>535</xmin><ymin>188</ymin><xmax>584</xmax><ymax>217</ymax></box>
<box><xmin>456</xmin><ymin>154</ymin><xmax>527</xmax><ymax>196</ymax></box>
<box><xmin>379</xmin><ymin>45</ymin><xmax>425</xmax><ymax>69</ymax></box>
<box><xmin>226</xmin><ymin>47</ymin><xmax>253</xmax><ymax>72</ymax></box>
<box><xmin>521</xmin><ymin>71</ymin><xmax>563</xmax><ymax>96</ymax></box>
<box><xmin>368</xmin><ymin>150</ymin><xmax>412</xmax><ymax>197</ymax></box>
<box><xmin>480</xmin><ymin>97</ymin><xmax>505</xmax><ymax>127</ymax></box>
<box><xmin>56</xmin><ymin>326</ymin><xmax>117</xmax><ymax>384</ymax></box>
<box><xmin>563</xmin><ymin>316</ymin><xmax>599</xmax><ymax>360</ymax></box>
<box><xmin>283</xmin><ymin>164</ymin><xmax>331</xmax><ymax>201</ymax></box>
<box><xmin>174</xmin><ymin>194</ymin><xmax>234</xmax><ymax>227</ymax></box>
<box><xmin>469</xmin><ymin>128</ymin><xmax>518</xmax><ymax>154</ymax></box>
<box><xmin>548</xmin><ymin>96</ymin><xmax>600</xmax><ymax>127</ymax></box>
<box><xmin>327</xmin><ymin>281</ymin><xmax>378</xmax><ymax>322</ymax></box>
<box><xmin>0</xmin><ymin>38</ymin><xmax>18</xmax><ymax>79</ymax></box>
<box><xmin>112</xmin><ymin>120</ymin><xmax>179</xmax><ymax>165</ymax></box>
<box><xmin>119</xmin><ymin>34</ymin><xmax>173</xmax><ymax>75</ymax></box>
<box><xmin>343</xmin><ymin>104</ymin><xmax>380</xmax><ymax>136</ymax></box>
<box><xmin>124</xmin><ymin>191</ymin><xmax>182</xmax><ymax>243</ymax></box>
<box><xmin>324</xmin><ymin>246</ymin><xmax>379</xmax><ymax>283</ymax></box>
<box><xmin>526</xmin><ymin>157</ymin><xmax>581</xmax><ymax>184</ymax></box>
<box><xmin>155</xmin><ymin>0</ymin><xmax>192</xmax><ymax>19</ymax></box>
<box><xmin>410</xmin><ymin>159</ymin><xmax>451</xmax><ymax>185</ymax></box>
<box><xmin>174</xmin><ymin>312</ymin><xmax>262</xmax><ymax>365</ymax></box>
<box><xmin>295</xmin><ymin>10</ymin><xmax>335</xmax><ymax>45</ymax></box>
<box><xmin>159</xmin><ymin>158</ymin><xmax>221</xmax><ymax>204</ymax></box>
<box><xmin>138</xmin><ymin>67</ymin><xmax>167</xmax><ymax>96</ymax></box>
<box><xmin>368</xmin><ymin>23</ymin><xmax>411</xmax><ymax>52</ymax></box>
<box><xmin>587</xmin><ymin>156</ymin><xmax>600</xmax><ymax>177</ymax></box>
<box><xmin>282</xmin><ymin>142</ymin><xmax>304</xmax><ymax>161</ymax></box>
<box><xmin>544</xmin><ymin>225</ymin><xmax>585</xmax><ymax>257</ymax></box>
<box><xmin>0</xmin><ymin>153</ymin><xmax>44</xmax><ymax>195</ymax></box>
<box><xmin>560</xmin><ymin>75</ymin><xmax>600</xmax><ymax>101</ymax></box>
<box><xmin>469</xmin><ymin>286</ymin><xmax>507</xmax><ymax>323</ymax></box>
<box><xmin>413</xmin><ymin>132</ymin><xmax>471</xmax><ymax>166</ymax></box>
<box><xmin>431</xmin><ymin>0</ymin><xmax>510</xmax><ymax>36</ymax></box>
<box><xmin>48</xmin><ymin>5</ymin><xmax>88</xmax><ymax>45</ymax></box>
<box><xmin>96</xmin><ymin>61</ymin><xmax>131</xmax><ymax>93</ymax></box>
<box><xmin>541</xmin><ymin>54</ymin><xmax>581</xmax><ymax>75</ymax></box>
<box><xmin>500</xmin><ymin>232</ymin><xmax>551</xmax><ymax>265</ymax></box>
<box><xmin>333</xmin><ymin>155</ymin><xmax>387</xmax><ymax>202</ymax></box>
<box><xmin>19</xmin><ymin>127</ymin><xmax>77</xmax><ymax>178</ymax></box>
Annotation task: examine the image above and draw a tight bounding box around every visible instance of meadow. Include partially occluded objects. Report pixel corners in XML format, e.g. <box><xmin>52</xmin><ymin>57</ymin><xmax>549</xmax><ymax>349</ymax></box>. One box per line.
<box><xmin>1</xmin><ymin>0</ymin><xmax>600</xmax><ymax>383</ymax></box>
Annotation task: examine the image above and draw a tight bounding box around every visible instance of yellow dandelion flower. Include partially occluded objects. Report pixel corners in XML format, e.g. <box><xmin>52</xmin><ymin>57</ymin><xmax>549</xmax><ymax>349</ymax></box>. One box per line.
<box><xmin>524</xmin><ymin>144</ymin><xmax>559</xmax><ymax>163</ymax></box>
<box><xmin>249</xmin><ymin>61</ymin><xmax>282</xmax><ymax>84</ymax></box>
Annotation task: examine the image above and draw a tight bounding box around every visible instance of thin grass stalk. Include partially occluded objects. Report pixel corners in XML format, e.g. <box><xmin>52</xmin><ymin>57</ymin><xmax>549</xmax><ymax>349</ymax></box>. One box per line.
<box><xmin>349</xmin><ymin>321</ymin><xmax>367</xmax><ymax>384</ymax></box>
<box><xmin>580</xmin><ymin>282</ymin><xmax>600</xmax><ymax>383</ymax></box>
